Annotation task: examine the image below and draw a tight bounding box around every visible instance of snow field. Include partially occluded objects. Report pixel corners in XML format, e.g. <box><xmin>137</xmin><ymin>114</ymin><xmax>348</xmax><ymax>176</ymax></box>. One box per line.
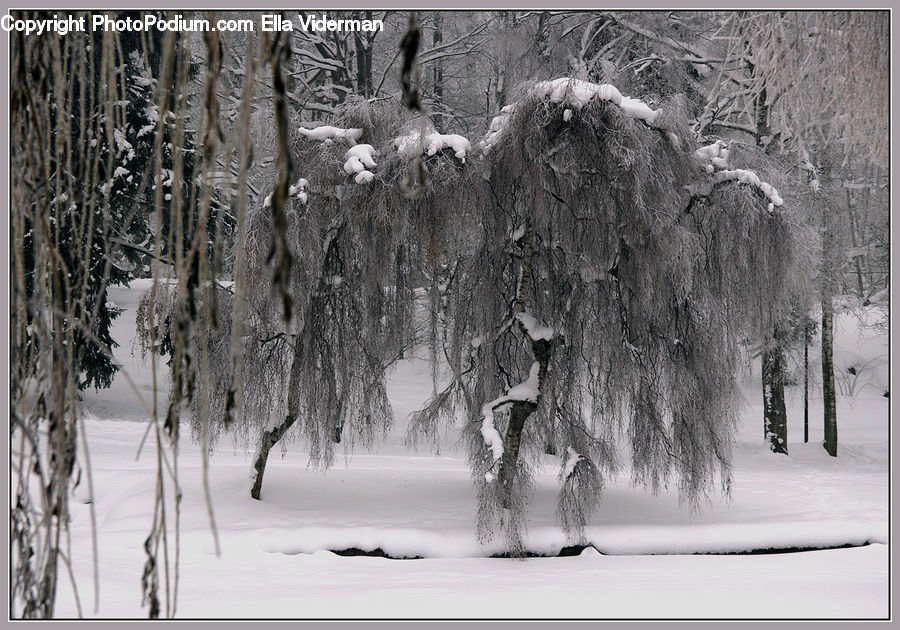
<box><xmin>59</xmin><ymin>280</ymin><xmax>888</xmax><ymax>618</ymax></box>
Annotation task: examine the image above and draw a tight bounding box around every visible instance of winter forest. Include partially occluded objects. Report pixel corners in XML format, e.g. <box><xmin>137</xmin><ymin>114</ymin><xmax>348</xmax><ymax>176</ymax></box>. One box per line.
<box><xmin>8</xmin><ymin>9</ymin><xmax>890</xmax><ymax>620</ymax></box>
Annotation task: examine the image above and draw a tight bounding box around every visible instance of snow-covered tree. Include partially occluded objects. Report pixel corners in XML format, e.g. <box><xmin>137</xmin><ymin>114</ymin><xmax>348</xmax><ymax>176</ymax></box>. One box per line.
<box><xmin>409</xmin><ymin>78</ymin><xmax>812</xmax><ymax>554</ymax></box>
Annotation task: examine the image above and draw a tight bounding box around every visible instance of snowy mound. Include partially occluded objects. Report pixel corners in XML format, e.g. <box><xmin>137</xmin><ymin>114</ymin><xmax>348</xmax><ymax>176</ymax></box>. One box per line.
<box><xmin>298</xmin><ymin>120</ymin><xmax>471</xmax><ymax>187</ymax></box>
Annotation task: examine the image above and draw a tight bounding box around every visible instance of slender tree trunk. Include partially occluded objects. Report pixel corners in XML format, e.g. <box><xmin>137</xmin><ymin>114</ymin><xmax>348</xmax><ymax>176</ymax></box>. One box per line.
<box><xmin>821</xmin><ymin>291</ymin><xmax>838</xmax><ymax>456</ymax></box>
<box><xmin>250</xmin><ymin>336</ymin><xmax>304</xmax><ymax>500</ymax></box>
<box><xmin>762</xmin><ymin>343</ymin><xmax>788</xmax><ymax>454</ymax></box>
<box><xmin>803</xmin><ymin>324</ymin><xmax>809</xmax><ymax>444</ymax></box>
<box><xmin>498</xmin><ymin>399</ymin><xmax>537</xmax><ymax>504</ymax></box>
<box><xmin>846</xmin><ymin>188</ymin><xmax>866</xmax><ymax>299</ymax></box>
<box><xmin>354</xmin><ymin>14</ymin><xmax>374</xmax><ymax>98</ymax></box>
<box><xmin>821</xmin><ymin>188</ymin><xmax>838</xmax><ymax>457</ymax></box>
<box><xmin>431</xmin><ymin>12</ymin><xmax>444</xmax><ymax>130</ymax></box>
<box><xmin>249</xmin><ymin>414</ymin><xmax>297</xmax><ymax>500</ymax></box>
<box><xmin>496</xmin><ymin>217</ymin><xmax>553</xmax><ymax>506</ymax></box>
<box><xmin>746</xmin><ymin>47</ymin><xmax>789</xmax><ymax>455</ymax></box>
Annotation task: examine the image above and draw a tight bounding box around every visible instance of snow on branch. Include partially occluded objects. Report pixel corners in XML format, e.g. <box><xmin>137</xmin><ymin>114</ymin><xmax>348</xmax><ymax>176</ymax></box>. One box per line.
<box><xmin>298</xmin><ymin>125</ymin><xmax>363</xmax><ymax>144</ymax></box>
<box><xmin>343</xmin><ymin>144</ymin><xmax>377</xmax><ymax>184</ymax></box>
<box><xmin>694</xmin><ymin>140</ymin><xmax>784</xmax><ymax>212</ymax></box>
<box><xmin>713</xmin><ymin>169</ymin><xmax>784</xmax><ymax>209</ymax></box>
<box><xmin>264</xmin><ymin>177</ymin><xmax>309</xmax><ymax>207</ymax></box>
<box><xmin>480</xmin><ymin>413</ymin><xmax>504</xmax><ymax>482</ymax></box>
<box><xmin>515</xmin><ymin>312</ymin><xmax>554</xmax><ymax>341</ymax></box>
<box><xmin>394</xmin><ymin>127</ymin><xmax>471</xmax><ymax>163</ymax></box>
<box><xmin>481</xmin><ymin>78</ymin><xmax>660</xmax><ymax>152</ymax></box>
<box><xmin>479</xmin><ymin>362</ymin><xmax>542</xmax><ymax>482</ymax></box>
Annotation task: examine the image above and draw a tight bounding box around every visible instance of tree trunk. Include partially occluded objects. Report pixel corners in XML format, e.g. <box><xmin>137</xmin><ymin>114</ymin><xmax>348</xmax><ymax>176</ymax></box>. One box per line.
<box><xmin>353</xmin><ymin>14</ymin><xmax>374</xmax><ymax>98</ymax></box>
<box><xmin>498</xmin><ymin>399</ymin><xmax>537</xmax><ymax>506</ymax></box>
<box><xmin>249</xmin><ymin>413</ymin><xmax>297</xmax><ymax>500</ymax></box>
<box><xmin>762</xmin><ymin>343</ymin><xmax>788</xmax><ymax>454</ymax></box>
<box><xmin>821</xmin><ymin>185</ymin><xmax>838</xmax><ymax>457</ymax></box>
<box><xmin>803</xmin><ymin>323</ymin><xmax>809</xmax><ymax>444</ymax></box>
<box><xmin>746</xmin><ymin>49</ymin><xmax>789</xmax><ymax>455</ymax></box>
<box><xmin>250</xmin><ymin>336</ymin><xmax>304</xmax><ymax>500</ymax></box>
<box><xmin>821</xmin><ymin>291</ymin><xmax>838</xmax><ymax>457</ymax></box>
<box><xmin>432</xmin><ymin>12</ymin><xmax>444</xmax><ymax>129</ymax></box>
<box><xmin>846</xmin><ymin>188</ymin><xmax>866</xmax><ymax>299</ymax></box>
<box><xmin>495</xmin><ymin>218</ymin><xmax>551</xmax><ymax>506</ymax></box>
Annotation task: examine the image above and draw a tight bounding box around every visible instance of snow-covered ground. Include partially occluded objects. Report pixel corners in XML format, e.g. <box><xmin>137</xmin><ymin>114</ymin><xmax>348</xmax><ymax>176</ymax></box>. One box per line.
<box><xmin>58</xmin><ymin>279</ymin><xmax>888</xmax><ymax>619</ymax></box>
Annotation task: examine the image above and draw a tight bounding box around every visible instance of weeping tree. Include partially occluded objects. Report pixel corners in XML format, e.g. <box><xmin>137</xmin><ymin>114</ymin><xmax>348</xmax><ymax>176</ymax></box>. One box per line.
<box><xmin>408</xmin><ymin>78</ymin><xmax>813</xmax><ymax>555</ymax></box>
<box><xmin>138</xmin><ymin>98</ymin><xmax>479</xmax><ymax>499</ymax></box>
<box><xmin>239</xmin><ymin>100</ymin><xmax>479</xmax><ymax>498</ymax></box>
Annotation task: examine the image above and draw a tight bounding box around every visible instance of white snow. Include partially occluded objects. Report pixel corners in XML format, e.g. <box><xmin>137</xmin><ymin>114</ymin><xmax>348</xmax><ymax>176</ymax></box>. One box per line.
<box><xmin>481</xmin><ymin>104</ymin><xmax>518</xmax><ymax>153</ymax></box>
<box><xmin>515</xmin><ymin>312</ymin><xmax>554</xmax><ymax>341</ymax></box>
<box><xmin>298</xmin><ymin>125</ymin><xmax>363</xmax><ymax>144</ymax></box>
<box><xmin>480</xmin><ymin>413</ymin><xmax>504</xmax><ymax>465</ymax></box>
<box><xmin>343</xmin><ymin>144</ymin><xmax>377</xmax><ymax>177</ymax></box>
<box><xmin>265</xmin><ymin>178</ymin><xmax>310</xmax><ymax>207</ymax></box>
<box><xmin>511</xmin><ymin>224</ymin><xmax>526</xmax><ymax>241</ymax></box>
<box><xmin>618</xmin><ymin>96</ymin><xmax>659</xmax><ymax>124</ymax></box>
<box><xmin>534</xmin><ymin>78</ymin><xmax>624</xmax><ymax>110</ymax></box>
<box><xmin>354</xmin><ymin>170</ymin><xmax>374</xmax><ymax>184</ymax></box>
<box><xmin>43</xmin><ymin>281</ymin><xmax>889</xmax><ymax>619</ymax></box>
<box><xmin>394</xmin><ymin>126</ymin><xmax>472</xmax><ymax>163</ymax></box>
<box><xmin>501</xmin><ymin>361</ymin><xmax>541</xmax><ymax>404</ymax></box>
<box><xmin>695</xmin><ymin>141</ymin><xmax>784</xmax><ymax>209</ymax></box>
<box><xmin>113</xmin><ymin>129</ymin><xmax>135</xmax><ymax>161</ymax></box>
<box><xmin>713</xmin><ymin>169</ymin><xmax>784</xmax><ymax>207</ymax></box>
<box><xmin>694</xmin><ymin>139</ymin><xmax>727</xmax><ymax>162</ymax></box>
<box><xmin>479</xmin><ymin>362</ymin><xmax>543</xmax><ymax>477</ymax></box>
<box><xmin>287</xmin><ymin>177</ymin><xmax>308</xmax><ymax>197</ymax></box>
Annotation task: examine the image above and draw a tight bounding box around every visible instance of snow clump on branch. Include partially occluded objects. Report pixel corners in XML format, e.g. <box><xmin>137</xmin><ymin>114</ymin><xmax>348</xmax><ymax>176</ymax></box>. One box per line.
<box><xmin>561</xmin><ymin>447</ymin><xmax>583</xmax><ymax>480</ymax></box>
<box><xmin>264</xmin><ymin>177</ymin><xmax>309</xmax><ymax>207</ymax></box>
<box><xmin>694</xmin><ymin>140</ymin><xmax>784</xmax><ymax>211</ymax></box>
<box><xmin>394</xmin><ymin>125</ymin><xmax>472</xmax><ymax>163</ymax></box>
<box><xmin>515</xmin><ymin>312</ymin><xmax>553</xmax><ymax>341</ymax></box>
<box><xmin>298</xmin><ymin>125</ymin><xmax>363</xmax><ymax>144</ymax></box>
<box><xmin>343</xmin><ymin>144</ymin><xmax>377</xmax><ymax>184</ymax></box>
